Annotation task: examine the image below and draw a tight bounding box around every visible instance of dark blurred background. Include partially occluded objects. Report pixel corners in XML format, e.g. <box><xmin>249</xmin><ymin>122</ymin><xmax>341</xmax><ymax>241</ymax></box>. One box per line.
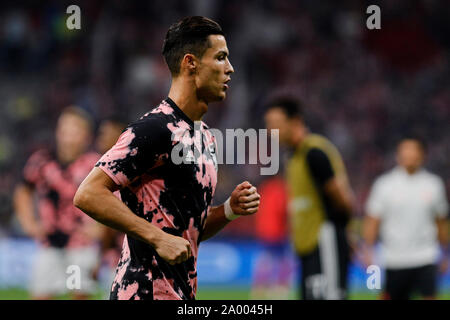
<box><xmin>0</xmin><ymin>0</ymin><xmax>448</xmax><ymax>298</ymax></box>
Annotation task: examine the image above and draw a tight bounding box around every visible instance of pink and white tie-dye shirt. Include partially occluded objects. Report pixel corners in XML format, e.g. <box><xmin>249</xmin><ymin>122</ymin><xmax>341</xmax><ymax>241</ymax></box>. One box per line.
<box><xmin>96</xmin><ymin>98</ymin><xmax>218</xmax><ymax>300</ymax></box>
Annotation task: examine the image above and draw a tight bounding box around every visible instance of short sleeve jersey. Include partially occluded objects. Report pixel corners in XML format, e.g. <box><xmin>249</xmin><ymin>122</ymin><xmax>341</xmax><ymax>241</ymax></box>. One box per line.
<box><xmin>22</xmin><ymin>149</ymin><xmax>100</xmax><ymax>248</ymax></box>
<box><xmin>366</xmin><ymin>167</ymin><xmax>449</xmax><ymax>268</ymax></box>
<box><xmin>96</xmin><ymin>98</ymin><xmax>218</xmax><ymax>300</ymax></box>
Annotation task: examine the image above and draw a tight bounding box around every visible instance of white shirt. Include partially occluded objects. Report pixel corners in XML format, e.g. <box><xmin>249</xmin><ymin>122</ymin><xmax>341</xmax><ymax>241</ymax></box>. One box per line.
<box><xmin>366</xmin><ymin>166</ymin><xmax>448</xmax><ymax>269</ymax></box>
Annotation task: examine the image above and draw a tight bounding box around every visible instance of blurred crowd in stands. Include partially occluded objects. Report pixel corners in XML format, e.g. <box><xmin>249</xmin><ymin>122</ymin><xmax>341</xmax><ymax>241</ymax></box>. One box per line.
<box><xmin>0</xmin><ymin>0</ymin><xmax>448</xmax><ymax>238</ymax></box>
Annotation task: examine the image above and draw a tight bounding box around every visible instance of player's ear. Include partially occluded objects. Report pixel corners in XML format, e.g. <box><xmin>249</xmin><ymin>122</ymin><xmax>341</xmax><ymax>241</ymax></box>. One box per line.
<box><xmin>181</xmin><ymin>53</ymin><xmax>197</xmax><ymax>75</ymax></box>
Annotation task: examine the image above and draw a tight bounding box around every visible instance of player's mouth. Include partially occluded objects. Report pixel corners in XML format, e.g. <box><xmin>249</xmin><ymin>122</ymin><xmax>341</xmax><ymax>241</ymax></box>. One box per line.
<box><xmin>223</xmin><ymin>79</ymin><xmax>231</xmax><ymax>90</ymax></box>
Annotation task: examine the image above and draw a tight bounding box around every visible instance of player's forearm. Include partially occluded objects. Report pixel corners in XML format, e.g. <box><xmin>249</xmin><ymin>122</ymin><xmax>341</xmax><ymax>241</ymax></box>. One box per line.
<box><xmin>362</xmin><ymin>216</ymin><xmax>379</xmax><ymax>247</ymax></box>
<box><xmin>335</xmin><ymin>193</ymin><xmax>353</xmax><ymax>214</ymax></box>
<box><xmin>73</xmin><ymin>185</ymin><xmax>166</xmax><ymax>248</ymax></box>
<box><xmin>337</xmin><ymin>185</ymin><xmax>354</xmax><ymax>214</ymax></box>
<box><xmin>13</xmin><ymin>184</ymin><xmax>39</xmax><ymax>233</ymax></box>
<box><xmin>324</xmin><ymin>178</ymin><xmax>354</xmax><ymax>215</ymax></box>
<box><xmin>341</xmin><ymin>185</ymin><xmax>355</xmax><ymax>214</ymax></box>
<box><xmin>436</xmin><ymin>218</ymin><xmax>449</xmax><ymax>250</ymax></box>
<box><xmin>201</xmin><ymin>204</ymin><xmax>230</xmax><ymax>242</ymax></box>
<box><xmin>201</xmin><ymin>182</ymin><xmax>260</xmax><ymax>242</ymax></box>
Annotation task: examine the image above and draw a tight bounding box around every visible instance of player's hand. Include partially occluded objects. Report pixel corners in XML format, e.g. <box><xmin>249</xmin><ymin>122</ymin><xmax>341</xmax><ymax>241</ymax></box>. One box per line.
<box><xmin>230</xmin><ymin>181</ymin><xmax>260</xmax><ymax>216</ymax></box>
<box><xmin>439</xmin><ymin>258</ymin><xmax>448</xmax><ymax>274</ymax></box>
<box><xmin>24</xmin><ymin>222</ymin><xmax>45</xmax><ymax>241</ymax></box>
<box><xmin>79</xmin><ymin>222</ymin><xmax>103</xmax><ymax>242</ymax></box>
<box><xmin>154</xmin><ymin>233</ymin><xmax>192</xmax><ymax>265</ymax></box>
<box><xmin>91</xmin><ymin>261</ymin><xmax>101</xmax><ymax>281</ymax></box>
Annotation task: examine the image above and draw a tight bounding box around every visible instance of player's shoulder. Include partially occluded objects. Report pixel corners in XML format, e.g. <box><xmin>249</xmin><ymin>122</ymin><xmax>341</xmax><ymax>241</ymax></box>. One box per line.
<box><xmin>142</xmin><ymin>99</ymin><xmax>176</xmax><ymax>119</ymax></box>
<box><xmin>305</xmin><ymin>134</ymin><xmax>340</xmax><ymax>153</ymax></box>
<box><xmin>127</xmin><ymin>102</ymin><xmax>173</xmax><ymax>135</ymax></box>
<box><xmin>304</xmin><ymin>134</ymin><xmax>344</xmax><ymax>164</ymax></box>
<box><xmin>419</xmin><ymin>169</ymin><xmax>445</xmax><ymax>187</ymax></box>
<box><xmin>26</xmin><ymin>148</ymin><xmax>53</xmax><ymax>164</ymax></box>
<box><xmin>23</xmin><ymin>148</ymin><xmax>54</xmax><ymax>178</ymax></box>
<box><xmin>373</xmin><ymin>168</ymin><xmax>397</xmax><ymax>187</ymax></box>
<box><xmin>199</xmin><ymin>120</ymin><xmax>210</xmax><ymax>130</ymax></box>
<box><xmin>130</xmin><ymin>99</ymin><xmax>191</xmax><ymax>134</ymax></box>
<box><xmin>305</xmin><ymin>147</ymin><xmax>328</xmax><ymax>164</ymax></box>
<box><xmin>305</xmin><ymin>133</ymin><xmax>330</xmax><ymax>146</ymax></box>
<box><xmin>78</xmin><ymin>151</ymin><xmax>102</xmax><ymax>166</ymax></box>
<box><xmin>133</xmin><ymin>100</ymin><xmax>173</xmax><ymax>124</ymax></box>
<box><xmin>140</xmin><ymin>99</ymin><xmax>189</xmax><ymax>124</ymax></box>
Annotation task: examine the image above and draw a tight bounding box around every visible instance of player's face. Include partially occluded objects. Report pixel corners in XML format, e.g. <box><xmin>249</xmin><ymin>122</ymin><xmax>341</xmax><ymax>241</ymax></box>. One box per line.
<box><xmin>396</xmin><ymin>140</ymin><xmax>424</xmax><ymax>173</ymax></box>
<box><xmin>264</xmin><ymin>107</ymin><xmax>292</xmax><ymax>145</ymax></box>
<box><xmin>56</xmin><ymin>113</ymin><xmax>92</xmax><ymax>161</ymax></box>
<box><xmin>95</xmin><ymin>121</ymin><xmax>124</xmax><ymax>154</ymax></box>
<box><xmin>195</xmin><ymin>35</ymin><xmax>234</xmax><ymax>103</ymax></box>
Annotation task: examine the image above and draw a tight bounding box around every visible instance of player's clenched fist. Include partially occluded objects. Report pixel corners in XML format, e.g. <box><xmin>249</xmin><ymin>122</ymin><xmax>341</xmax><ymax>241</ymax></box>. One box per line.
<box><xmin>229</xmin><ymin>181</ymin><xmax>260</xmax><ymax>216</ymax></box>
<box><xmin>154</xmin><ymin>233</ymin><xmax>192</xmax><ymax>265</ymax></box>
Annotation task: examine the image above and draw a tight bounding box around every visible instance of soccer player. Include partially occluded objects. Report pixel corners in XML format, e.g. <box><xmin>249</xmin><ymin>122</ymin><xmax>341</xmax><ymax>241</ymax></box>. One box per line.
<box><xmin>13</xmin><ymin>106</ymin><xmax>101</xmax><ymax>300</ymax></box>
<box><xmin>363</xmin><ymin>137</ymin><xmax>449</xmax><ymax>300</ymax></box>
<box><xmin>264</xmin><ymin>97</ymin><xmax>354</xmax><ymax>300</ymax></box>
<box><xmin>74</xmin><ymin>16</ymin><xmax>260</xmax><ymax>300</ymax></box>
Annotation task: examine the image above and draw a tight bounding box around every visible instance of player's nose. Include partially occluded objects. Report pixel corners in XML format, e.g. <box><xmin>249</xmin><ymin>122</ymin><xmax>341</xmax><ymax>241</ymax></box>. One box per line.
<box><xmin>226</xmin><ymin>59</ymin><xmax>234</xmax><ymax>75</ymax></box>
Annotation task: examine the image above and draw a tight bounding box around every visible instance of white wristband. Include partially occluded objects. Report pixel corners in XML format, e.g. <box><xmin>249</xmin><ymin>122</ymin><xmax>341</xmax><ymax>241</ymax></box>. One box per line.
<box><xmin>224</xmin><ymin>197</ymin><xmax>239</xmax><ymax>221</ymax></box>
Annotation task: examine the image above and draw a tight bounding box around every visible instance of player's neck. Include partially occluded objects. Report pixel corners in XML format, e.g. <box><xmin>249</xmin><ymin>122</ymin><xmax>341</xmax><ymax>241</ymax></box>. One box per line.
<box><xmin>56</xmin><ymin>148</ymin><xmax>79</xmax><ymax>166</ymax></box>
<box><xmin>402</xmin><ymin>166</ymin><xmax>421</xmax><ymax>175</ymax></box>
<box><xmin>168</xmin><ymin>79</ymin><xmax>208</xmax><ymax>122</ymax></box>
<box><xmin>291</xmin><ymin>127</ymin><xmax>308</xmax><ymax>147</ymax></box>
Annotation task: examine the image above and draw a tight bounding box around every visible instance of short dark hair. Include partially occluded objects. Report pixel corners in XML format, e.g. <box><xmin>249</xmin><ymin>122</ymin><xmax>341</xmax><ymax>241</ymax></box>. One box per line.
<box><xmin>162</xmin><ymin>16</ymin><xmax>224</xmax><ymax>75</ymax></box>
<box><xmin>266</xmin><ymin>96</ymin><xmax>304</xmax><ymax>120</ymax></box>
<box><xmin>101</xmin><ymin>114</ymin><xmax>128</xmax><ymax>129</ymax></box>
<box><xmin>60</xmin><ymin>106</ymin><xmax>94</xmax><ymax>132</ymax></box>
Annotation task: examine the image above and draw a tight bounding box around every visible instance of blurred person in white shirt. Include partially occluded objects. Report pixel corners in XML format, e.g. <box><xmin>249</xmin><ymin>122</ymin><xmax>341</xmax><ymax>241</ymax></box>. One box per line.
<box><xmin>362</xmin><ymin>137</ymin><xmax>449</xmax><ymax>300</ymax></box>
